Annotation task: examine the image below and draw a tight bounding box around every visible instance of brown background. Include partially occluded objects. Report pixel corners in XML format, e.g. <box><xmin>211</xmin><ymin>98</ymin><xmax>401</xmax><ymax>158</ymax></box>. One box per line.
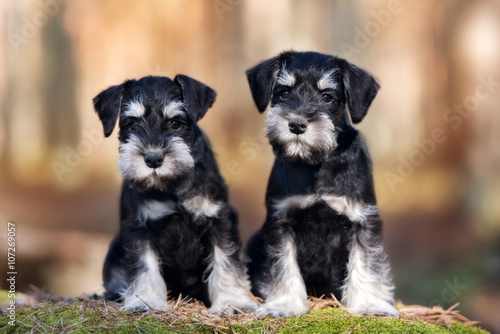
<box><xmin>1</xmin><ymin>0</ymin><xmax>499</xmax><ymax>332</ymax></box>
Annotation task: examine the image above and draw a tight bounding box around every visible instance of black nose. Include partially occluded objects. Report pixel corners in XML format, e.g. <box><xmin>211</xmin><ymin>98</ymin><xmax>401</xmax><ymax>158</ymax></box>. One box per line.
<box><xmin>144</xmin><ymin>152</ymin><xmax>164</xmax><ymax>169</ymax></box>
<box><xmin>288</xmin><ymin>118</ymin><xmax>308</xmax><ymax>135</ymax></box>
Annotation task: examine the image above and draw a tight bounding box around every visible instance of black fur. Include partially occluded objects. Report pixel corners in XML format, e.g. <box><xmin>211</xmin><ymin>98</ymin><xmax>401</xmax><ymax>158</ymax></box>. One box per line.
<box><xmin>95</xmin><ymin>75</ymin><xmax>256</xmax><ymax>313</ymax></box>
<box><xmin>245</xmin><ymin>51</ymin><xmax>396</xmax><ymax>317</ymax></box>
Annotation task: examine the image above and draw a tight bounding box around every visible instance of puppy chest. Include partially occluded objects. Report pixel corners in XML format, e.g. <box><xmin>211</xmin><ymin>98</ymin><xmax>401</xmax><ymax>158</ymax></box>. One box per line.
<box><xmin>278</xmin><ymin>202</ymin><xmax>352</xmax><ymax>289</ymax></box>
<box><xmin>289</xmin><ymin>204</ymin><xmax>351</xmax><ymax>259</ymax></box>
<box><xmin>150</xmin><ymin>216</ymin><xmax>211</xmax><ymax>261</ymax></box>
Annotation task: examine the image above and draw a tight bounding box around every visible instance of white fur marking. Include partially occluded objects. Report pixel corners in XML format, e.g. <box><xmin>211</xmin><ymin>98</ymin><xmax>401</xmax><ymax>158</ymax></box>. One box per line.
<box><xmin>182</xmin><ymin>196</ymin><xmax>222</xmax><ymax>219</ymax></box>
<box><xmin>317</xmin><ymin>70</ymin><xmax>338</xmax><ymax>90</ymax></box>
<box><xmin>273</xmin><ymin>194</ymin><xmax>376</xmax><ymax>223</ymax></box>
<box><xmin>118</xmin><ymin>135</ymin><xmax>152</xmax><ymax>180</ymax></box>
<box><xmin>266</xmin><ymin>107</ymin><xmax>336</xmax><ymax>164</ymax></box>
<box><xmin>341</xmin><ymin>242</ymin><xmax>398</xmax><ymax>315</ymax></box>
<box><xmin>272</xmin><ymin>194</ymin><xmax>318</xmax><ymax>216</ymax></box>
<box><xmin>118</xmin><ymin>135</ymin><xmax>194</xmax><ymax>189</ymax></box>
<box><xmin>207</xmin><ymin>245</ymin><xmax>258</xmax><ymax>314</ymax></box>
<box><xmin>276</xmin><ymin>69</ymin><xmax>296</xmax><ymax>87</ymax></box>
<box><xmin>122</xmin><ymin>245</ymin><xmax>169</xmax><ymax>311</ymax></box>
<box><xmin>123</xmin><ymin>99</ymin><xmax>146</xmax><ymax>118</ymax></box>
<box><xmin>321</xmin><ymin>195</ymin><xmax>377</xmax><ymax>223</ymax></box>
<box><xmin>155</xmin><ymin>137</ymin><xmax>194</xmax><ymax>177</ymax></box>
<box><xmin>163</xmin><ymin>101</ymin><xmax>185</xmax><ymax>118</ymax></box>
<box><xmin>138</xmin><ymin>200</ymin><xmax>177</xmax><ymax>224</ymax></box>
<box><xmin>257</xmin><ymin>236</ymin><xmax>309</xmax><ymax>317</ymax></box>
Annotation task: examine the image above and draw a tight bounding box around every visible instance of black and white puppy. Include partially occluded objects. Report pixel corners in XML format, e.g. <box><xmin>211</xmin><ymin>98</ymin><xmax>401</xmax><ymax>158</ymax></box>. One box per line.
<box><xmin>245</xmin><ymin>51</ymin><xmax>397</xmax><ymax>317</ymax></box>
<box><xmin>94</xmin><ymin>75</ymin><xmax>258</xmax><ymax>314</ymax></box>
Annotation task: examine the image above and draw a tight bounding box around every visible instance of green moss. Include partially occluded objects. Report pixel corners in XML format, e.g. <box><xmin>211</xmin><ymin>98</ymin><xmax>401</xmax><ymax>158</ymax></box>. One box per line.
<box><xmin>221</xmin><ymin>310</ymin><xmax>489</xmax><ymax>334</ymax></box>
<box><xmin>1</xmin><ymin>304</ymin><xmax>180</xmax><ymax>333</ymax></box>
<box><xmin>0</xmin><ymin>291</ymin><xmax>11</xmax><ymax>303</ymax></box>
<box><xmin>0</xmin><ymin>301</ymin><xmax>490</xmax><ymax>334</ymax></box>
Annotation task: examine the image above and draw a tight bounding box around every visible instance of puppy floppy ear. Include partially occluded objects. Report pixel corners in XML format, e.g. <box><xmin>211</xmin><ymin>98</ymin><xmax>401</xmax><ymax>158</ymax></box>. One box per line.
<box><xmin>246</xmin><ymin>56</ymin><xmax>282</xmax><ymax>113</ymax></box>
<box><xmin>342</xmin><ymin>60</ymin><xmax>380</xmax><ymax>124</ymax></box>
<box><xmin>174</xmin><ymin>75</ymin><xmax>217</xmax><ymax>123</ymax></box>
<box><xmin>93</xmin><ymin>84</ymin><xmax>123</xmax><ymax>137</ymax></box>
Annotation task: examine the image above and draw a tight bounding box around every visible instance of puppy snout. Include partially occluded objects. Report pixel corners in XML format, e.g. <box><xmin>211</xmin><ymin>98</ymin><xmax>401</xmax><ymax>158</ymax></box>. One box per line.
<box><xmin>288</xmin><ymin>118</ymin><xmax>308</xmax><ymax>135</ymax></box>
<box><xmin>144</xmin><ymin>152</ymin><xmax>164</xmax><ymax>169</ymax></box>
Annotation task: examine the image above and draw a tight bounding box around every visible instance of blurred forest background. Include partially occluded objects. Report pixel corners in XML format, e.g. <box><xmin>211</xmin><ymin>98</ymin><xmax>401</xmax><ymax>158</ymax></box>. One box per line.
<box><xmin>0</xmin><ymin>0</ymin><xmax>499</xmax><ymax>331</ymax></box>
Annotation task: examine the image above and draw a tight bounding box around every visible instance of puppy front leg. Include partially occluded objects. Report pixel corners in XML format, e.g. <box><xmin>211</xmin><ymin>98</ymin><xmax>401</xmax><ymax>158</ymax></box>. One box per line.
<box><xmin>205</xmin><ymin>210</ymin><xmax>257</xmax><ymax>314</ymax></box>
<box><xmin>206</xmin><ymin>242</ymin><xmax>259</xmax><ymax>315</ymax></box>
<box><xmin>341</xmin><ymin>223</ymin><xmax>398</xmax><ymax>316</ymax></box>
<box><xmin>257</xmin><ymin>234</ymin><xmax>309</xmax><ymax>317</ymax></box>
<box><xmin>122</xmin><ymin>242</ymin><xmax>169</xmax><ymax>312</ymax></box>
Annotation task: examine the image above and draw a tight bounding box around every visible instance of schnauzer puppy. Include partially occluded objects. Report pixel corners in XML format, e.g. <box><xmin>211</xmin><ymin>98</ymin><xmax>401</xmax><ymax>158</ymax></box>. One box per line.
<box><xmin>245</xmin><ymin>51</ymin><xmax>397</xmax><ymax>317</ymax></box>
<box><xmin>94</xmin><ymin>75</ymin><xmax>258</xmax><ymax>314</ymax></box>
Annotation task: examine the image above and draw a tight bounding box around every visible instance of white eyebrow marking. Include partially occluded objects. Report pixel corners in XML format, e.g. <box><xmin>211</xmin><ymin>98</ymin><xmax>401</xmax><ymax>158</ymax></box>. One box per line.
<box><xmin>123</xmin><ymin>99</ymin><xmax>146</xmax><ymax>118</ymax></box>
<box><xmin>317</xmin><ymin>70</ymin><xmax>338</xmax><ymax>90</ymax></box>
<box><xmin>276</xmin><ymin>69</ymin><xmax>296</xmax><ymax>87</ymax></box>
<box><xmin>163</xmin><ymin>101</ymin><xmax>185</xmax><ymax>118</ymax></box>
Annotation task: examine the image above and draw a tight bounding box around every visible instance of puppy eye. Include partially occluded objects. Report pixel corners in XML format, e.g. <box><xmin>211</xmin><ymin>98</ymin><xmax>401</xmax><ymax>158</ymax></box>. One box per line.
<box><xmin>321</xmin><ymin>93</ymin><xmax>333</xmax><ymax>103</ymax></box>
<box><xmin>279</xmin><ymin>89</ymin><xmax>291</xmax><ymax>99</ymax></box>
<box><xmin>129</xmin><ymin>120</ymin><xmax>140</xmax><ymax>130</ymax></box>
<box><xmin>170</xmin><ymin>120</ymin><xmax>181</xmax><ymax>130</ymax></box>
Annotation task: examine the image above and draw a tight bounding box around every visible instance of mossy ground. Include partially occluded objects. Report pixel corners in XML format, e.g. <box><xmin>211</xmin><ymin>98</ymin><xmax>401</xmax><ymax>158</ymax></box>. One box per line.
<box><xmin>0</xmin><ymin>295</ymin><xmax>489</xmax><ymax>334</ymax></box>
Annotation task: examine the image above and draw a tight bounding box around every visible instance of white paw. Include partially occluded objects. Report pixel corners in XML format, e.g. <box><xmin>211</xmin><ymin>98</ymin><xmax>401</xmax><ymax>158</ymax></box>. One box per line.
<box><xmin>349</xmin><ymin>302</ymin><xmax>399</xmax><ymax>316</ymax></box>
<box><xmin>255</xmin><ymin>302</ymin><xmax>309</xmax><ymax>318</ymax></box>
<box><xmin>121</xmin><ymin>298</ymin><xmax>170</xmax><ymax>312</ymax></box>
<box><xmin>209</xmin><ymin>299</ymin><xmax>259</xmax><ymax>315</ymax></box>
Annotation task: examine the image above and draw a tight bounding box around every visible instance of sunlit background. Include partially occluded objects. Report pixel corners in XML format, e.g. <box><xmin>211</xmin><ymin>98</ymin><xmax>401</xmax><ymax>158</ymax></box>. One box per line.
<box><xmin>1</xmin><ymin>0</ymin><xmax>499</xmax><ymax>331</ymax></box>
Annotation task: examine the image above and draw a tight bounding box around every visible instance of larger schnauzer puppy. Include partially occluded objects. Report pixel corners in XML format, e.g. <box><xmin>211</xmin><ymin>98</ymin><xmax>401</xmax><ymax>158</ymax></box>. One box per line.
<box><xmin>245</xmin><ymin>51</ymin><xmax>397</xmax><ymax>317</ymax></box>
<box><xmin>94</xmin><ymin>75</ymin><xmax>258</xmax><ymax>314</ymax></box>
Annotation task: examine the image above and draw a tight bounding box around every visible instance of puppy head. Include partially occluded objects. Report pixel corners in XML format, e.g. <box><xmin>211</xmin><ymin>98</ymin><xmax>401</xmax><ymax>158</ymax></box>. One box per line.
<box><xmin>93</xmin><ymin>75</ymin><xmax>217</xmax><ymax>191</ymax></box>
<box><xmin>246</xmin><ymin>51</ymin><xmax>380</xmax><ymax>164</ymax></box>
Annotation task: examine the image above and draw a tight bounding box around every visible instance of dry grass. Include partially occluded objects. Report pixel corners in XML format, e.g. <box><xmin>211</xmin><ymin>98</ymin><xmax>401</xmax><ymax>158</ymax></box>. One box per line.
<box><xmin>309</xmin><ymin>294</ymin><xmax>481</xmax><ymax>329</ymax></box>
<box><xmin>1</xmin><ymin>288</ymin><xmax>483</xmax><ymax>333</ymax></box>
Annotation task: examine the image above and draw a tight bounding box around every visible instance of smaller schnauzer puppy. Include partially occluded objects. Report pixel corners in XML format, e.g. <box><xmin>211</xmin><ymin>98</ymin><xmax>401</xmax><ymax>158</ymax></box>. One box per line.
<box><xmin>245</xmin><ymin>51</ymin><xmax>397</xmax><ymax>317</ymax></box>
<box><xmin>94</xmin><ymin>75</ymin><xmax>258</xmax><ymax>314</ymax></box>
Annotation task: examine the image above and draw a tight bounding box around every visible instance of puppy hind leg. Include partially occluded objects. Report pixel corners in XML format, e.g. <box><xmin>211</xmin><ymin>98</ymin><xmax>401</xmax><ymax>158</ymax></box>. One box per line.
<box><xmin>122</xmin><ymin>243</ymin><xmax>169</xmax><ymax>312</ymax></box>
<box><xmin>103</xmin><ymin>236</ymin><xmax>127</xmax><ymax>301</ymax></box>
<box><xmin>102</xmin><ymin>237</ymin><xmax>127</xmax><ymax>302</ymax></box>
<box><xmin>246</xmin><ymin>230</ymin><xmax>267</xmax><ymax>298</ymax></box>
<box><xmin>341</xmin><ymin>227</ymin><xmax>398</xmax><ymax>316</ymax></box>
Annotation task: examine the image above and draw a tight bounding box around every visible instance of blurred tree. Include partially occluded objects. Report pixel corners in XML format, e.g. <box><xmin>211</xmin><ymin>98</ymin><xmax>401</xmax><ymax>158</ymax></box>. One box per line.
<box><xmin>41</xmin><ymin>10</ymin><xmax>79</xmax><ymax>154</ymax></box>
<box><xmin>1</xmin><ymin>2</ymin><xmax>78</xmax><ymax>184</ymax></box>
